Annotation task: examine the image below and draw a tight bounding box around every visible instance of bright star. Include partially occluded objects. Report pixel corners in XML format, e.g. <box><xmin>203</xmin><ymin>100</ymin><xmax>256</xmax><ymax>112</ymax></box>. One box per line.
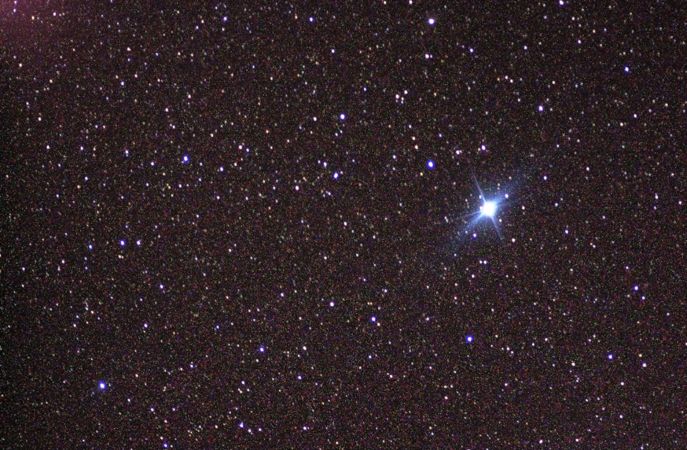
<box><xmin>446</xmin><ymin>169</ymin><xmax>507</xmax><ymax>242</ymax></box>
<box><xmin>439</xmin><ymin>168</ymin><xmax>521</xmax><ymax>246</ymax></box>
<box><xmin>480</xmin><ymin>201</ymin><xmax>497</xmax><ymax>218</ymax></box>
<box><xmin>470</xmin><ymin>170</ymin><xmax>504</xmax><ymax>239</ymax></box>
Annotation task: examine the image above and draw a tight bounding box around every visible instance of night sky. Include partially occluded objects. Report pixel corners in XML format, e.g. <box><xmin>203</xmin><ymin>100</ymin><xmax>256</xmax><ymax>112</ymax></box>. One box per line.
<box><xmin>4</xmin><ymin>1</ymin><xmax>687</xmax><ymax>448</ymax></box>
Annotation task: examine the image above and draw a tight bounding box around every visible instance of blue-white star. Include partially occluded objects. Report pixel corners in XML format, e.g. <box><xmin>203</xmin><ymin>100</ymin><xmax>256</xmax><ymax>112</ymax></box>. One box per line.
<box><xmin>439</xmin><ymin>169</ymin><xmax>516</xmax><ymax>245</ymax></box>
<box><xmin>469</xmin><ymin>170</ymin><xmax>504</xmax><ymax>239</ymax></box>
<box><xmin>480</xmin><ymin>201</ymin><xmax>497</xmax><ymax>218</ymax></box>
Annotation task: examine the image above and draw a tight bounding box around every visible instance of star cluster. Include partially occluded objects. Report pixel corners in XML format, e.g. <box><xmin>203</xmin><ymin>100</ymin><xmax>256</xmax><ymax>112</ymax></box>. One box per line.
<box><xmin>4</xmin><ymin>1</ymin><xmax>686</xmax><ymax>448</ymax></box>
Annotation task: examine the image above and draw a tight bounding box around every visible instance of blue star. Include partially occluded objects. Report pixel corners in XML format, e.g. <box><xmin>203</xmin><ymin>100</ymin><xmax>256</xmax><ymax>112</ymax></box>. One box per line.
<box><xmin>480</xmin><ymin>201</ymin><xmax>497</xmax><ymax>218</ymax></box>
<box><xmin>469</xmin><ymin>170</ymin><xmax>504</xmax><ymax>239</ymax></box>
<box><xmin>99</xmin><ymin>382</ymin><xmax>106</xmax><ymax>390</ymax></box>
<box><xmin>466</xmin><ymin>335</ymin><xmax>474</xmax><ymax>343</ymax></box>
<box><xmin>441</xmin><ymin>169</ymin><xmax>515</xmax><ymax>243</ymax></box>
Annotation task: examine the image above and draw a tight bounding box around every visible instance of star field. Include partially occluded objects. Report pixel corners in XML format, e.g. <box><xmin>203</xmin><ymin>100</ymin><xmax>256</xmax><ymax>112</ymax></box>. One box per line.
<box><xmin>3</xmin><ymin>1</ymin><xmax>687</xmax><ymax>448</ymax></box>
